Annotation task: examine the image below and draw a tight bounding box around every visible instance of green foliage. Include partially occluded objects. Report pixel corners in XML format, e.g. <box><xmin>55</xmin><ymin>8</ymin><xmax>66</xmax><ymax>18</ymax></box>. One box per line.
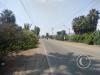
<box><xmin>82</xmin><ymin>33</ymin><xmax>94</xmax><ymax>45</ymax></box>
<box><xmin>93</xmin><ymin>31</ymin><xmax>100</xmax><ymax>45</ymax></box>
<box><xmin>65</xmin><ymin>35</ymin><xmax>69</xmax><ymax>40</ymax></box>
<box><xmin>69</xmin><ymin>34</ymin><xmax>83</xmax><ymax>42</ymax></box>
<box><xmin>65</xmin><ymin>33</ymin><xmax>94</xmax><ymax>45</ymax></box>
<box><xmin>22</xmin><ymin>30</ymin><xmax>38</xmax><ymax>48</ymax></box>
<box><xmin>0</xmin><ymin>9</ymin><xmax>39</xmax><ymax>57</ymax></box>
<box><xmin>0</xmin><ymin>9</ymin><xmax>16</xmax><ymax>24</ymax></box>
<box><xmin>0</xmin><ymin>23</ymin><xmax>22</xmax><ymax>56</ymax></box>
<box><xmin>24</xmin><ymin>23</ymin><xmax>31</xmax><ymax>30</ymax></box>
<box><xmin>72</xmin><ymin>9</ymin><xmax>99</xmax><ymax>34</ymax></box>
<box><xmin>71</xmin><ymin>9</ymin><xmax>100</xmax><ymax>45</ymax></box>
<box><xmin>33</xmin><ymin>26</ymin><xmax>40</xmax><ymax>36</ymax></box>
<box><xmin>0</xmin><ymin>23</ymin><xmax>38</xmax><ymax>57</ymax></box>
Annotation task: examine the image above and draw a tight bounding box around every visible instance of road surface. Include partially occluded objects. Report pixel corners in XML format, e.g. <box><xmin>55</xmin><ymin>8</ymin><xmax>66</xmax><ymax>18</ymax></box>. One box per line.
<box><xmin>2</xmin><ymin>39</ymin><xmax>100</xmax><ymax>75</ymax></box>
<box><xmin>41</xmin><ymin>39</ymin><xmax>100</xmax><ymax>75</ymax></box>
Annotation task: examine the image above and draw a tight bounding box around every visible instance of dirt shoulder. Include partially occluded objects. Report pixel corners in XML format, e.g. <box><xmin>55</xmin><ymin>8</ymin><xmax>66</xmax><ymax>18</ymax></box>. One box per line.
<box><xmin>48</xmin><ymin>39</ymin><xmax>100</xmax><ymax>59</ymax></box>
<box><xmin>1</xmin><ymin>42</ymin><xmax>50</xmax><ymax>75</ymax></box>
<box><xmin>51</xmin><ymin>39</ymin><xmax>100</xmax><ymax>51</ymax></box>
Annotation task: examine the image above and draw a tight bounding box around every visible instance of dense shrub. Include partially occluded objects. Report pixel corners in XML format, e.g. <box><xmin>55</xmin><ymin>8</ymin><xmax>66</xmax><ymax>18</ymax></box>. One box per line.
<box><xmin>65</xmin><ymin>33</ymin><xmax>94</xmax><ymax>45</ymax></box>
<box><xmin>9</xmin><ymin>30</ymin><xmax>38</xmax><ymax>51</ymax></box>
<box><xmin>93</xmin><ymin>31</ymin><xmax>100</xmax><ymax>45</ymax></box>
<box><xmin>56</xmin><ymin>31</ymin><xmax>100</xmax><ymax>45</ymax></box>
<box><xmin>0</xmin><ymin>9</ymin><xmax>39</xmax><ymax>65</ymax></box>
<box><xmin>82</xmin><ymin>33</ymin><xmax>94</xmax><ymax>45</ymax></box>
<box><xmin>68</xmin><ymin>34</ymin><xmax>83</xmax><ymax>42</ymax></box>
<box><xmin>0</xmin><ymin>23</ymin><xmax>22</xmax><ymax>56</ymax></box>
<box><xmin>22</xmin><ymin>30</ymin><xmax>38</xmax><ymax>49</ymax></box>
<box><xmin>65</xmin><ymin>35</ymin><xmax>69</xmax><ymax>41</ymax></box>
<box><xmin>0</xmin><ymin>23</ymin><xmax>38</xmax><ymax>57</ymax></box>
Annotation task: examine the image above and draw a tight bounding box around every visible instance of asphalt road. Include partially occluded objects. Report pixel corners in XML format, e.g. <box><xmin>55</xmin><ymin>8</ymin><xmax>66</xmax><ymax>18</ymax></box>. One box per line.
<box><xmin>41</xmin><ymin>39</ymin><xmax>100</xmax><ymax>75</ymax></box>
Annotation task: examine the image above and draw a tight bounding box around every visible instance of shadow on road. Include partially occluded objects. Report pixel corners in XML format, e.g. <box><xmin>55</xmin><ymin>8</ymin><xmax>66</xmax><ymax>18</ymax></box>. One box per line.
<box><xmin>1</xmin><ymin>52</ymin><xmax>100</xmax><ymax>75</ymax></box>
<box><xmin>48</xmin><ymin>53</ymin><xmax>100</xmax><ymax>75</ymax></box>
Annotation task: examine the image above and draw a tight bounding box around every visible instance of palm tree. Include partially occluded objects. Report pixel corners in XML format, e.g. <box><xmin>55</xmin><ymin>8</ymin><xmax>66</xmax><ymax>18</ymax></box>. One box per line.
<box><xmin>0</xmin><ymin>9</ymin><xmax>16</xmax><ymax>24</ymax></box>
<box><xmin>72</xmin><ymin>9</ymin><xmax>99</xmax><ymax>34</ymax></box>
<box><xmin>87</xmin><ymin>9</ymin><xmax>99</xmax><ymax>32</ymax></box>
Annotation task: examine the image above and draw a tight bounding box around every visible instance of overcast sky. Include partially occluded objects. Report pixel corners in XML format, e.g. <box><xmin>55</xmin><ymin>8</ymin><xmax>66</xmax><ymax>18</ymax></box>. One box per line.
<box><xmin>0</xmin><ymin>0</ymin><xmax>100</xmax><ymax>35</ymax></box>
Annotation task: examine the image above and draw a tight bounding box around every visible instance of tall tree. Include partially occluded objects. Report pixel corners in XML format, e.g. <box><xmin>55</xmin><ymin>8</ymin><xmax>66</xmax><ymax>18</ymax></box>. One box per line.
<box><xmin>0</xmin><ymin>9</ymin><xmax>16</xmax><ymax>24</ymax></box>
<box><xmin>72</xmin><ymin>9</ymin><xmax>99</xmax><ymax>34</ymax></box>
<box><xmin>24</xmin><ymin>23</ymin><xmax>31</xmax><ymax>30</ymax></box>
<box><xmin>72</xmin><ymin>16</ymin><xmax>86</xmax><ymax>34</ymax></box>
<box><xmin>34</xmin><ymin>26</ymin><xmax>40</xmax><ymax>36</ymax></box>
<box><xmin>87</xmin><ymin>9</ymin><xmax>99</xmax><ymax>32</ymax></box>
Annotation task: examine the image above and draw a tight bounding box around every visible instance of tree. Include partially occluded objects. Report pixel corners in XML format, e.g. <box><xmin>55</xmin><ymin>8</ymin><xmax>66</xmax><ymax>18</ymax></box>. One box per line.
<box><xmin>34</xmin><ymin>26</ymin><xmax>40</xmax><ymax>36</ymax></box>
<box><xmin>87</xmin><ymin>9</ymin><xmax>99</xmax><ymax>32</ymax></box>
<box><xmin>0</xmin><ymin>9</ymin><xmax>16</xmax><ymax>24</ymax></box>
<box><xmin>0</xmin><ymin>23</ymin><xmax>23</xmax><ymax>56</ymax></box>
<box><xmin>72</xmin><ymin>16</ymin><xmax>86</xmax><ymax>34</ymax></box>
<box><xmin>0</xmin><ymin>9</ymin><xmax>39</xmax><ymax>65</ymax></box>
<box><xmin>72</xmin><ymin>9</ymin><xmax>99</xmax><ymax>34</ymax></box>
<box><xmin>24</xmin><ymin>23</ymin><xmax>31</xmax><ymax>30</ymax></box>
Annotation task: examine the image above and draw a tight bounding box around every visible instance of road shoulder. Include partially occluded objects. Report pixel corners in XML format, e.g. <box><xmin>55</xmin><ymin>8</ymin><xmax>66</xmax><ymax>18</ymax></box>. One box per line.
<box><xmin>1</xmin><ymin>42</ymin><xmax>50</xmax><ymax>75</ymax></box>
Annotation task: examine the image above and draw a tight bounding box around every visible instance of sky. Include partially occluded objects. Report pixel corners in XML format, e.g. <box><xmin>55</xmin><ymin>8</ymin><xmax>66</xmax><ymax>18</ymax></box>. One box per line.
<box><xmin>0</xmin><ymin>0</ymin><xmax>100</xmax><ymax>35</ymax></box>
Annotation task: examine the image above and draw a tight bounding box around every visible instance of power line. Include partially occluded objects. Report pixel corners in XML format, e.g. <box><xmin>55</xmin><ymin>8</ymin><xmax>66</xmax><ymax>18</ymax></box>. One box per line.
<box><xmin>18</xmin><ymin>0</ymin><xmax>33</xmax><ymax>25</ymax></box>
<box><xmin>77</xmin><ymin>0</ymin><xmax>95</xmax><ymax>14</ymax></box>
<box><xmin>66</xmin><ymin>0</ymin><xmax>100</xmax><ymax>31</ymax></box>
<box><xmin>0</xmin><ymin>1</ymin><xmax>8</xmax><ymax>12</ymax></box>
<box><xmin>64</xmin><ymin>0</ymin><xmax>96</xmax><ymax>32</ymax></box>
<box><xmin>67</xmin><ymin>0</ymin><xmax>96</xmax><ymax>22</ymax></box>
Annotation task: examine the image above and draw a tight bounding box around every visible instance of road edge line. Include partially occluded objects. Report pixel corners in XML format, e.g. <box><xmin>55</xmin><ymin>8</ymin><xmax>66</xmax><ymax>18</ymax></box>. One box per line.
<box><xmin>41</xmin><ymin>40</ymin><xmax>54</xmax><ymax>75</ymax></box>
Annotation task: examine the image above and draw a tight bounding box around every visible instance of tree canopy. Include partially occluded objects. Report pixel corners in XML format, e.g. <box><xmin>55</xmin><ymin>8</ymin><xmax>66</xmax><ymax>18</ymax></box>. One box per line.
<box><xmin>72</xmin><ymin>9</ymin><xmax>99</xmax><ymax>34</ymax></box>
<box><xmin>0</xmin><ymin>9</ymin><xmax>38</xmax><ymax>57</ymax></box>
<box><xmin>33</xmin><ymin>26</ymin><xmax>40</xmax><ymax>36</ymax></box>
<box><xmin>0</xmin><ymin>9</ymin><xmax>16</xmax><ymax>24</ymax></box>
<box><xmin>24</xmin><ymin>23</ymin><xmax>31</xmax><ymax>30</ymax></box>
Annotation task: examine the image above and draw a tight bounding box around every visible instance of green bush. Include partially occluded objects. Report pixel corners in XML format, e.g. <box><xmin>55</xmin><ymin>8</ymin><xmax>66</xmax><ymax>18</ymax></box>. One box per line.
<box><xmin>66</xmin><ymin>33</ymin><xmax>94</xmax><ymax>45</ymax></box>
<box><xmin>56</xmin><ymin>32</ymin><xmax>100</xmax><ymax>45</ymax></box>
<box><xmin>0</xmin><ymin>23</ymin><xmax>38</xmax><ymax>57</ymax></box>
<box><xmin>8</xmin><ymin>30</ymin><xmax>38</xmax><ymax>51</ymax></box>
<box><xmin>68</xmin><ymin>34</ymin><xmax>83</xmax><ymax>42</ymax></box>
<box><xmin>93</xmin><ymin>31</ymin><xmax>100</xmax><ymax>45</ymax></box>
<box><xmin>65</xmin><ymin>35</ymin><xmax>69</xmax><ymax>41</ymax></box>
<box><xmin>82</xmin><ymin>33</ymin><xmax>94</xmax><ymax>45</ymax></box>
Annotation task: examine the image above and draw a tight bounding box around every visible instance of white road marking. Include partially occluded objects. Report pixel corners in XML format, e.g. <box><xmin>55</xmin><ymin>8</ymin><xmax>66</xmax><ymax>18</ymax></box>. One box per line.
<box><xmin>41</xmin><ymin>40</ymin><xmax>54</xmax><ymax>75</ymax></box>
